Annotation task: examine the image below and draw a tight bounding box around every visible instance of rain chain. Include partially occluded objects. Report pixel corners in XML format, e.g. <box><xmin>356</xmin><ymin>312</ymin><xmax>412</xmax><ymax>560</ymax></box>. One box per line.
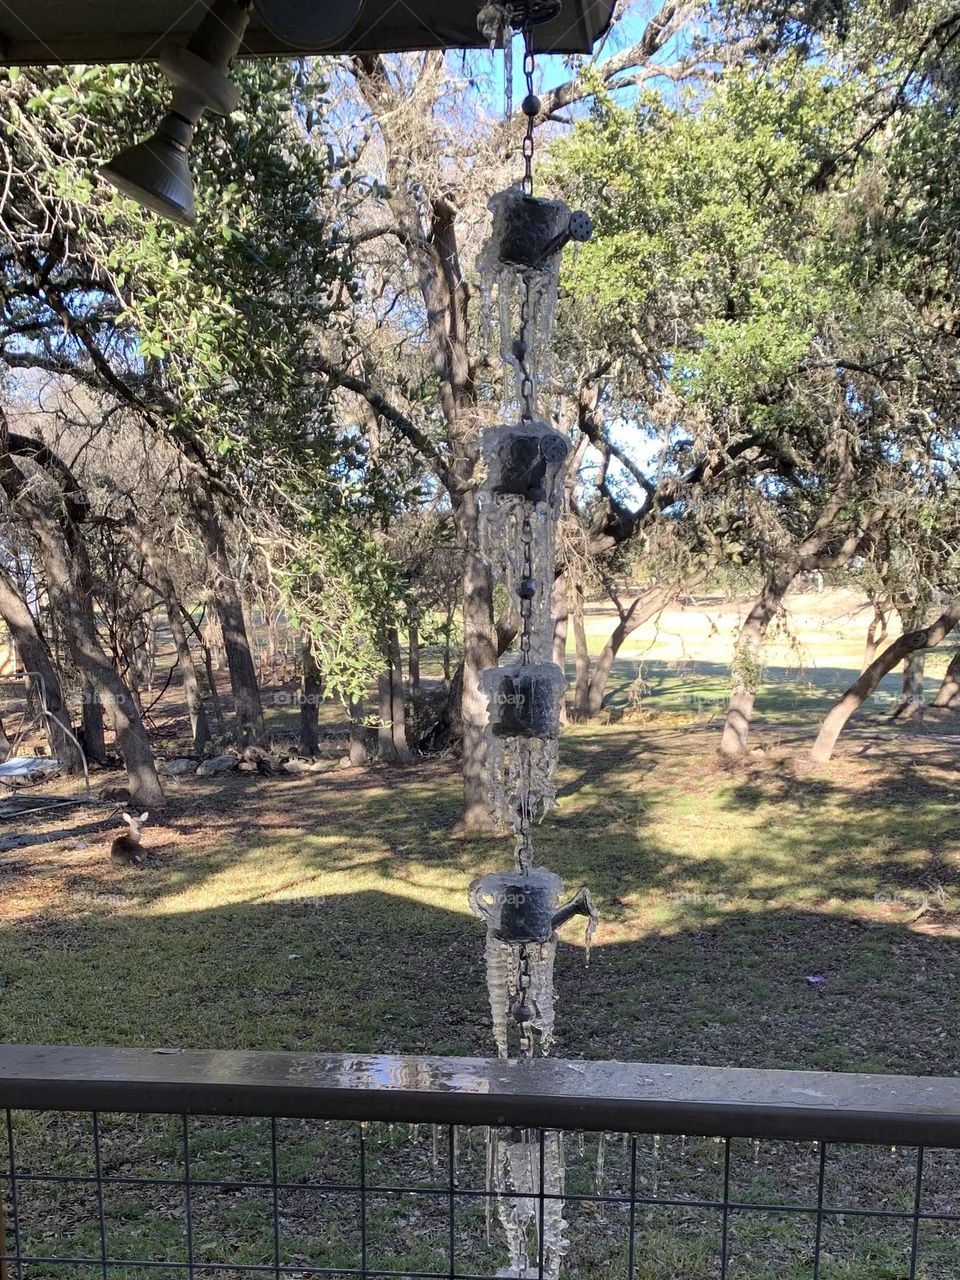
<box><xmin>470</xmin><ymin>8</ymin><xmax>598</xmax><ymax>1277</ymax></box>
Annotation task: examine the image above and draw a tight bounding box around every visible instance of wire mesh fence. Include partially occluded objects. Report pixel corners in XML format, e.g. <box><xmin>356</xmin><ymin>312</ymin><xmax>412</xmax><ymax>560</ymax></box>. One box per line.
<box><xmin>2</xmin><ymin>1049</ymin><xmax>960</xmax><ymax>1279</ymax></box>
<box><xmin>5</xmin><ymin>1113</ymin><xmax>960</xmax><ymax>1278</ymax></box>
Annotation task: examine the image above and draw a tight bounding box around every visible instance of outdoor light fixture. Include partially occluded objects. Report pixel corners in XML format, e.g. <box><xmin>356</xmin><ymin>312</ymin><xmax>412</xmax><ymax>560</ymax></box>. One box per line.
<box><xmin>99</xmin><ymin>0</ymin><xmax>251</xmax><ymax>226</ymax></box>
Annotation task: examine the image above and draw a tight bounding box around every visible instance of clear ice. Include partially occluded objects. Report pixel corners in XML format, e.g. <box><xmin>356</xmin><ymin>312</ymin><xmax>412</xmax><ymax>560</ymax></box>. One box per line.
<box><xmin>477</xmin><ymin>189</ymin><xmax>567</xmax><ymax>414</ymax></box>
<box><xmin>478</xmin><ymin>422</ymin><xmax>569</xmax><ymax>861</ymax></box>
<box><xmin>478</xmin><ymin>451</ymin><xmax>566</xmax><ymax>663</ymax></box>
<box><xmin>470</xmin><ymin>180</ymin><xmax>597</xmax><ymax>1280</ymax></box>
<box><xmin>486</xmin><ymin>1127</ymin><xmax>569</xmax><ymax>1280</ymax></box>
<box><xmin>483</xmin><ymin>933</ymin><xmax>558</xmax><ymax>1058</ymax></box>
<box><xmin>487</xmin><ymin>735</ymin><xmax>559</xmax><ymax>868</ymax></box>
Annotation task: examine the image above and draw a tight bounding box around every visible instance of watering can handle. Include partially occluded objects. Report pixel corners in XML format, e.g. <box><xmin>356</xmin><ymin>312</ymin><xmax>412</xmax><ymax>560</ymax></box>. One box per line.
<box><xmin>468</xmin><ymin>879</ymin><xmax>496</xmax><ymax>922</ymax></box>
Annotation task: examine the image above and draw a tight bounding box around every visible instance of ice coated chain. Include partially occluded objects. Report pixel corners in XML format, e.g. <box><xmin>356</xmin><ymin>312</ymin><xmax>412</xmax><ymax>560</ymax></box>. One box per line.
<box><xmin>515</xmin><ymin>21</ymin><xmax>538</xmax><ymax>1045</ymax></box>
<box><xmin>517</xmin><ymin>23</ymin><xmax>537</xmax><ymax>428</ymax></box>
<box><xmin>470</xmin><ymin>13</ymin><xmax>598</xmax><ymax>1274</ymax></box>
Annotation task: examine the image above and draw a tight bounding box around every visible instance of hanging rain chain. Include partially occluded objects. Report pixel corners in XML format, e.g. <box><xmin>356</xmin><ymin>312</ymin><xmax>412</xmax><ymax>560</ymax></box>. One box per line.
<box><xmin>471</xmin><ymin>0</ymin><xmax>597</xmax><ymax>1067</ymax></box>
<box><xmin>469</xmin><ymin>9</ymin><xmax>599</xmax><ymax>1274</ymax></box>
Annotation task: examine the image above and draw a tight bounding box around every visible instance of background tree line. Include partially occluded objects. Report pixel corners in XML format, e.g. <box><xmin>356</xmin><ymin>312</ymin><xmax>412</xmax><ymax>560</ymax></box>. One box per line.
<box><xmin>1</xmin><ymin>0</ymin><xmax>959</xmax><ymax>815</ymax></box>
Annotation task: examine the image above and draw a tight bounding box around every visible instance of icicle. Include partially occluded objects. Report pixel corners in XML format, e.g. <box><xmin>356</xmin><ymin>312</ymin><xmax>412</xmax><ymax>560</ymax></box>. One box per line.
<box><xmin>478</xmin><ymin>426</ymin><xmax>570</xmax><ymax>660</ymax></box>
<box><xmin>477</xmin><ymin>189</ymin><xmax>574</xmax><ymax>413</ymax></box>
<box><xmin>753</xmin><ymin>1138</ymin><xmax>760</xmax><ymax>1164</ymax></box>
<box><xmin>652</xmin><ymin>1134</ymin><xmax>661</xmax><ymax>1197</ymax></box>
<box><xmin>583</xmin><ymin>909</ymin><xmax>596</xmax><ymax>968</ymax></box>
<box><xmin>477</xmin><ymin>932</ymin><xmax>558</xmax><ymax>1058</ymax></box>
<box><xmin>491</xmin><ymin>1129</ymin><xmax>568</xmax><ymax>1279</ymax></box>
<box><xmin>504</xmin><ymin>27</ymin><xmax>513</xmax><ymax>119</ymax></box>
<box><xmin>486</xmin><ymin>1125</ymin><xmax>497</xmax><ymax>1246</ymax></box>
<box><xmin>595</xmin><ymin>1131</ymin><xmax>607</xmax><ymax>1225</ymax></box>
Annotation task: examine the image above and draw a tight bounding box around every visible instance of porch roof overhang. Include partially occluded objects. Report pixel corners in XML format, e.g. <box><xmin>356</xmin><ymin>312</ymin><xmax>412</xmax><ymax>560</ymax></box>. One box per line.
<box><xmin>0</xmin><ymin>0</ymin><xmax>615</xmax><ymax>63</ymax></box>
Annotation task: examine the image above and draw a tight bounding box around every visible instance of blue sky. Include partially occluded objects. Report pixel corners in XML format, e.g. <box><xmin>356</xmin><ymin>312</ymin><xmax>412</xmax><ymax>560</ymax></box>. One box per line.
<box><xmin>455</xmin><ymin>1</ymin><xmax>696</xmax><ymax>122</ymax></box>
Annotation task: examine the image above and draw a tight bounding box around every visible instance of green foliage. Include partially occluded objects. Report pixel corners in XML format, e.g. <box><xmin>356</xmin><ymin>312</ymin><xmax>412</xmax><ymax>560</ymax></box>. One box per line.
<box><xmin>555</xmin><ymin>62</ymin><xmax>860</xmax><ymax>414</ymax></box>
<box><xmin>550</xmin><ymin>29</ymin><xmax>960</xmax><ymax>587</ymax></box>
<box><xmin>0</xmin><ymin>58</ymin><xmax>409</xmax><ymax>696</ymax></box>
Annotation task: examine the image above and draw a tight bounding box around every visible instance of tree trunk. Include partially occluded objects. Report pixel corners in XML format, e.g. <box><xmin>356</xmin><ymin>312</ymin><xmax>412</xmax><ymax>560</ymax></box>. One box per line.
<box><xmin>893</xmin><ymin>652</ymin><xmax>926</xmax><ymax>720</ymax></box>
<box><xmin>80</xmin><ymin>682</ymin><xmax>107</xmax><ymax>765</ymax></box>
<box><xmin>552</xmin><ymin>573</ymin><xmax>569</xmax><ymax>726</ymax></box>
<box><xmin>204</xmin><ymin>613</ymin><xmax>225</xmax><ymax>670</ymax></box>
<box><xmin>552</xmin><ymin>573</ymin><xmax>569</xmax><ymax>669</ymax></box>
<box><xmin>180</xmin><ymin>605</ymin><xmax>226</xmax><ymax>734</ymax></box>
<box><xmin>348</xmin><ymin>697</ymin><xmax>369</xmax><ymax>766</ymax></box>
<box><xmin>0</xmin><ymin>563</ymin><xmax>82</xmax><ymax>769</ymax></box>
<box><xmin>60</xmin><ymin>598</ymin><xmax>160</xmax><ymax>804</ymax></box>
<box><xmin>408</xmin><ymin>617</ymin><xmax>421</xmax><ymax>694</ymax></box>
<box><xmin>299</xmin><ymin>632</ymin><xmax>323</xmax><ymax>755</ymax></box>
<box><xmin>193</xmin><ymin>495</ymin><xmax>264</xmax><ymax>743</ymax></box>
<box><xmin>0</xmin><ymin>451</ymin><xmax>162</xmax><ymax>806</ymax></box>
<box><xmin>584</xmin><ymin>587</ymin><xmax>672</xmax><ymax>718</ymax></box>
<box><xmin>572</xmin><ymin>589</ymin><xmax>591</xmax><ymax>720</ymax></box>
<box><xmin>378</xmin><ymin>625</ymin><xmax>410</xmax><ymax>762</ymax></box>
<box><xmin>862</xmin><ymin>602</ymin><xmax>889</xmax><ymax>671</ymax></box>
<box><xmin>137</xmin><ymin>528</ymin><xmax>211</xmax><ymax>753</ymax></box>
<box><xmin>442</xmin><ymin>602</ymin><xmax>455</xmax><ymax>683</ymax></box>
<box><xmin>719</xmin><ymin>564</ymin><xmax>796</xmax><ymax>759</ymax></box>
<box><xmin>933</xmin><ymin>646</ymin><xmax>960</xmax><ymax>709</ymax></box>
<box><xmin>810</xmin><ymin>597</ymin><xmax>960</xmax><ymax>763</ymax></box>
<box><xmin>456</xmin><ymin>492</ymin><xmax>497</xmax><ymax>830</ymax></box>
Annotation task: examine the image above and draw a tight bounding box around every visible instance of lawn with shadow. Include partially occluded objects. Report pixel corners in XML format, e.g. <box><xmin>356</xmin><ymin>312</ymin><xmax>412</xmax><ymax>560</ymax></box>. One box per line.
<box><xmin>2</xmin><ymin>723</ymin><xmax>960</xmax><ymax>1277</ymax></box>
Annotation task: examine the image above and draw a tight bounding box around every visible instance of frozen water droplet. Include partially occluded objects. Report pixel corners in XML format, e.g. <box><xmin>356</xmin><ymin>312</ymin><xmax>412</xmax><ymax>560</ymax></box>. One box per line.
<box><xmin>504</xmin><ymin>29</ymin><xmax>513</xmax><ymax>119</ymax></box>
<box><xmin>478</xmin><ymin>932</ymin><xmax>558</xmax><ymax>1058</ymax></box>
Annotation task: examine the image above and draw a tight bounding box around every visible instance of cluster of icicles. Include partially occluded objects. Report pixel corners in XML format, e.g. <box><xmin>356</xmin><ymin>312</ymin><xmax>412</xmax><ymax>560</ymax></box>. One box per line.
<box><xmin>353</xmin><ymin>1123</ymin><xmax>722</xmax><ymax>1278</ymax></box>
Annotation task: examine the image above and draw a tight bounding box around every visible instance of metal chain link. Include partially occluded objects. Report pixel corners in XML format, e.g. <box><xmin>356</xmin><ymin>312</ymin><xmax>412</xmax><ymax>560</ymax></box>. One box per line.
<box><xmin>515</xmin><ymin>941</ymin><xmax>534</xmax><ymax>1054</ymax></box>
<box><xmin>515</xmin><ymin>11</ymin><xmax>538</xmax><ymax>903</ymax></box>
<box><xmin>518</xmin><ymin>514</ymin><xmax>534</xmax><ymax>664</ymax></box>
<box><xmin>521</xmin><ymin>22</ymin><xmax>535</xmax><ymax>197</ymax></box>
<box><xmin>516</xmin><ymin>19</ymin><xmax>537</xmax><ymax>426</ymax></box>
<box><xmin>516</xmin><ymin>519</ymin><xmax>536</xmax><ymax>880</ymax></box>
<box><xmin>517</xmin><ymin>287</ymin><xmax>534</xmax><ymax>425</ymax></box>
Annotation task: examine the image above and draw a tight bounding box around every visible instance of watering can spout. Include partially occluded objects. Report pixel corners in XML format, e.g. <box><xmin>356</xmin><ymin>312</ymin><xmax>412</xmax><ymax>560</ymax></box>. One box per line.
<box><xmin>551</xmin><ymin>886</ymin><xmax>597</xmax><ymax>934</ymax></box>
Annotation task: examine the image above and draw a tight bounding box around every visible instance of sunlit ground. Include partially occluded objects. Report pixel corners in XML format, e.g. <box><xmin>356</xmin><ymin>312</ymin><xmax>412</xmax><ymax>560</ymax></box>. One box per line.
<box><xmin>2</xmin><ymin>589</ymin><xmax>958</xmax><ymax>1276</ymax></box>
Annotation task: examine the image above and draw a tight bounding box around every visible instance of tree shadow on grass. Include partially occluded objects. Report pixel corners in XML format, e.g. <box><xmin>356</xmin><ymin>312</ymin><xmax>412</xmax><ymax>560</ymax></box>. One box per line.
<box><xmin>584</xmin><ymin>657</ymin><xmax>942</xmax><ymax>723</ymax></box>
<box><xmin>21</xmin><ymin>719</ymin><xmax>959</xmax><ymax>945</ymax></box>
<box><xmin>1</xmin><ymin>890</ymin><xmax>958</xmax><ymax>1079</ymax></box>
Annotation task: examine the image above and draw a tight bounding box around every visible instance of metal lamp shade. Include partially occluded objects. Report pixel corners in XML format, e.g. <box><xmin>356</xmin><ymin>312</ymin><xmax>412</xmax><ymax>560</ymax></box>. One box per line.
<box><xmin>100</xmin><ymin>116</ymin><xmax>196</xmax><ymax>226</ymax></box>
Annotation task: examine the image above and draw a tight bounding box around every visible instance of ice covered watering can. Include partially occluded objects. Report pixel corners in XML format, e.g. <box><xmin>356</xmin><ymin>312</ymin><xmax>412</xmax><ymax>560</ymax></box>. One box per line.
<box><xmin>469</xmin><ymin>868</ymin><xmax>596</xmax><ymax>945</ymax></box>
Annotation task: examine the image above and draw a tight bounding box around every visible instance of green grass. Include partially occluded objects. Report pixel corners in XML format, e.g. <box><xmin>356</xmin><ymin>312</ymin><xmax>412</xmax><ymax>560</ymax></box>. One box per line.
<box><xmin>3</xmin><ymin>624</ymin><xmax>960</xmax><ymax>1276</ymax></box>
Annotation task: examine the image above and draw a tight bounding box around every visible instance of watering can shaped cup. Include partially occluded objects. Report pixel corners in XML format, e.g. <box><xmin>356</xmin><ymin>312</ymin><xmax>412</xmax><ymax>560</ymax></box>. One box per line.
<box><xmin>469</xmin><ymin>868</ymin><xmax>594</xmax><ymax>945</ymax></box>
